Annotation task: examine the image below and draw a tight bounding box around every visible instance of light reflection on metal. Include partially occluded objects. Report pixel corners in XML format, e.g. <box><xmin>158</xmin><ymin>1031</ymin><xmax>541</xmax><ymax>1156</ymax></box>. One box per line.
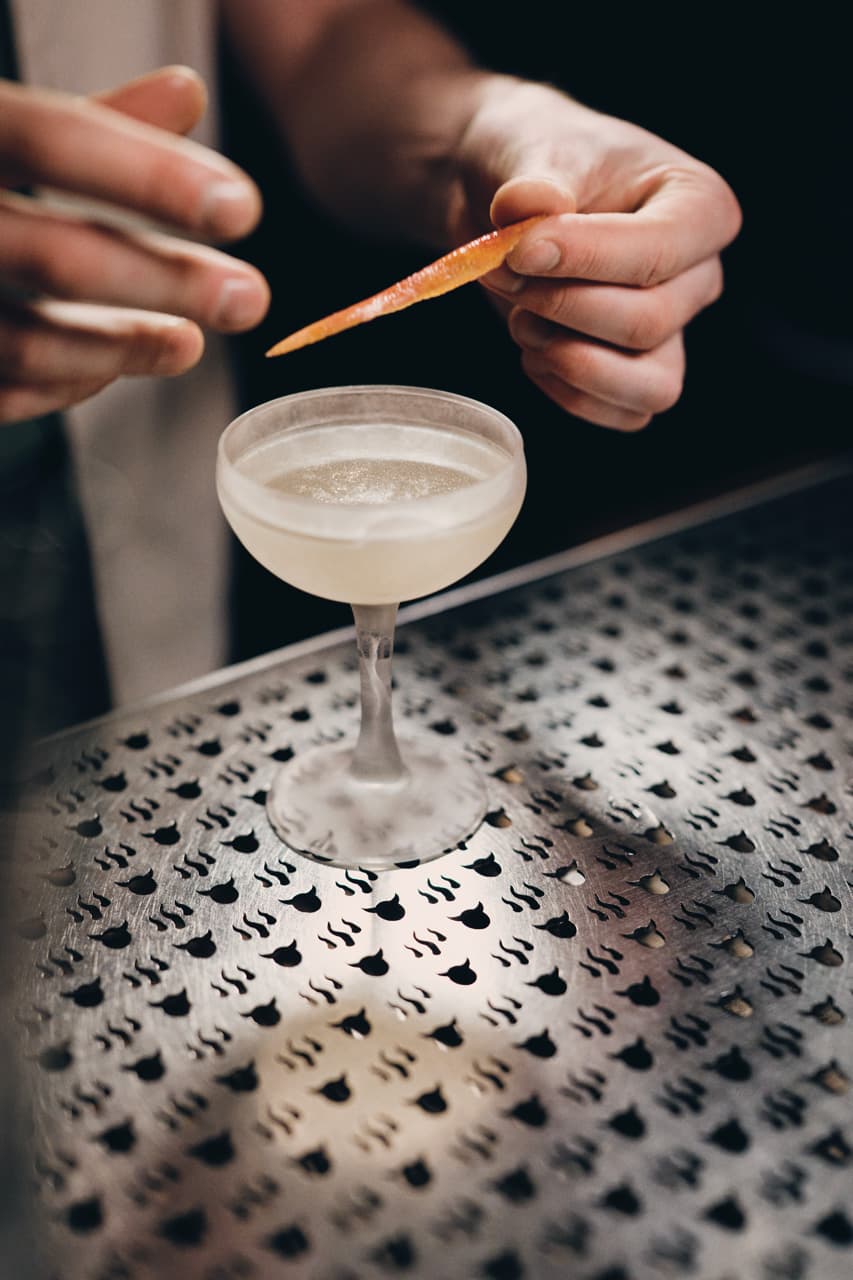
<box><xmin>11</xmin><ymin>469</ymin><xmax>853</xmax><ymax>1279</ymax></box>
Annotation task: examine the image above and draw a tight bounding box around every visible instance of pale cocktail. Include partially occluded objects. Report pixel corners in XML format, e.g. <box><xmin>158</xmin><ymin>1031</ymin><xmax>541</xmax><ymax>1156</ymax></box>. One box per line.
<box><xmin>217</xmin><ymin>386</ymin><xmax>526</xmax><ymax>868</ymax></box>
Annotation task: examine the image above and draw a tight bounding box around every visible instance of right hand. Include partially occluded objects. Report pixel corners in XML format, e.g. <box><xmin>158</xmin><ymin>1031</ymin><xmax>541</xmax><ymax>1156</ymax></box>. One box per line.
<box><xmin>0</xmin><ymin>66</ymin><xmax>270</xmax><ymax>424</ymax></box>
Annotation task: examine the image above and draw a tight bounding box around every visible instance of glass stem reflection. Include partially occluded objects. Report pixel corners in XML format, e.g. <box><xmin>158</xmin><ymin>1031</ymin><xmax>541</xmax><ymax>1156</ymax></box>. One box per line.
<box><xmin>349</xmin><ymin>604</ymin><xmax>407</xmax><ymax>785</ymax></box>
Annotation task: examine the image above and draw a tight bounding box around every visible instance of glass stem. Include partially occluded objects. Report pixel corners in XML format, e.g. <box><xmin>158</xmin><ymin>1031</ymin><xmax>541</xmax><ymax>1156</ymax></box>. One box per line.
<box><xmin>349</xmin><ymin>603</ymin><xmax>407</xmax><ymax>785</ymax></box>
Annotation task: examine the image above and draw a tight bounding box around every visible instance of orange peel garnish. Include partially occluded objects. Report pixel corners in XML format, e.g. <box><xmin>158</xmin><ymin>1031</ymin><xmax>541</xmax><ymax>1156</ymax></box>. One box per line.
<box><xmin>266</xmin><ymin>215</ymin><xmax>546</xmax><ymax>358</ymax></box>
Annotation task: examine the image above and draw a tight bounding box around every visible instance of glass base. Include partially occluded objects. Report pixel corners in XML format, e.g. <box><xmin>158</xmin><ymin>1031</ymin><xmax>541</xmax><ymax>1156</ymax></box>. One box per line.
<box><xmin>266</xmin><ymin>738</ymin><xmax>487</xmax><ymax>870</ymax></box>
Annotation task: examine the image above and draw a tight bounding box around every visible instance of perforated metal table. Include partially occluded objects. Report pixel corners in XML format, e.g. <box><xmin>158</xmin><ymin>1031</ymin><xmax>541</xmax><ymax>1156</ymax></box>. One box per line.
<box><xmin>11</xmin><ymin>461</ymin><xmax>853</xmax><ymax>1280</ymax></box>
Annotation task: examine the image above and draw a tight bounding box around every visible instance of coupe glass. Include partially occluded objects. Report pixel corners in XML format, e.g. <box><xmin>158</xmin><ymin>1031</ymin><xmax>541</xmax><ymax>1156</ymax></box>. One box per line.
<box><xmin>217</xmin><ymin>386</ymin><xmax>526</xmax><ymax>868</ymax></box>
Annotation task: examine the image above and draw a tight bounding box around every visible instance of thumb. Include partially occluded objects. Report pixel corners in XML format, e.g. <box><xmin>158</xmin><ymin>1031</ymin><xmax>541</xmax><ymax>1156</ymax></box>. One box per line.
<box><xmin>490</xmin><ymin>174</ymin><xmax>576</xmax><ymax>228</ymax></box>
<box><xmin>93</xmin><ymin>65</ymin><xmax>207</xmax><ymax>136</ymax></box>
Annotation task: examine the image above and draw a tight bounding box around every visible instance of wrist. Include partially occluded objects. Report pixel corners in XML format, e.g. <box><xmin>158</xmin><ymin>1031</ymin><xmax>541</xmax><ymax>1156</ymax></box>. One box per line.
<box><xmin>408</xmin><ymin>67</ymin><xmax>498</xmax><ymax>248</ymax></box>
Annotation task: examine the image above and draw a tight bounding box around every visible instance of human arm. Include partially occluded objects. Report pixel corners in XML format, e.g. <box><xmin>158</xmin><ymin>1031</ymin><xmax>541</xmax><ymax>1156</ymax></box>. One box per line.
<box><xmin>223</xmin><ymin>0</ymin><xmax>741</xmax><ymax>429</ymax></box>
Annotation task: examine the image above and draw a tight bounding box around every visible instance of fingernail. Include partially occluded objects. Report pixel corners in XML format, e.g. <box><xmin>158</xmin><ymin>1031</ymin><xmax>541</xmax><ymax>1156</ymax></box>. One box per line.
<box><xmin>481</xmin><ymin>264</ymin><xmax>525</xmax><ymax>295</ymax></box>
<box><xmin>202</xmin><ymin>179</ymin><xmax>258</xmax><ymax>236</ymax></box>
<box><xmin>511</xmin><ymin>310</ymin><xmax>552</xmax><ymax>350</ymax></box>
<box><xmin>508</xmin><ymin>238</ymin><xmax>561</xmax><ymax>275</ymax></box>
<box><xmin>215</xmin><ymin>277</ymin><xmax>265</xmax><ymax>330</ymax></box>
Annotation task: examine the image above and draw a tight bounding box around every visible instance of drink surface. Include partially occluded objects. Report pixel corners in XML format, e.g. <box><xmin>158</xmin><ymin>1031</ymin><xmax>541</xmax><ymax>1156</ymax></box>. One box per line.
<box><xmin>271</xmin><ymin>456</ymin><xmax>477</xmax><ymax>505</ymax></box>
<box><xmin>241</xmin><ymin>422</ymin><xmax>505</xmax><ymax>507</ymax></box>
<box><xmin>219</xmin><ymin>420</ymin><xmax>524</xmax><ymax>605</ymax></box>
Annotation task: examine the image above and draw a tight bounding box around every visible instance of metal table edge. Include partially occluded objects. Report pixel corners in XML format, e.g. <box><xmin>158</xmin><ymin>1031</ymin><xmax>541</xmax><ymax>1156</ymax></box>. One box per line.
<box><xmin>44</xmin><ymin>451</ymin><xmax>853</xmax><ymax>742</ymax></box>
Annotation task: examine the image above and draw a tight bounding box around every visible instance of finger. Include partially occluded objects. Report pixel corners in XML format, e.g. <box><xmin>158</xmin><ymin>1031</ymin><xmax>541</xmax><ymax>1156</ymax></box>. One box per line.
<box><xmin>485</xmin><ymin>255</ymin><xmax>723</xmax><ymax>350</ymax></box>
<box><xmin>505</xmin><ymin>169</ymin><xmax>742</xmax><ymax>286</ymax></box>
<box><xmin>0</xmin><ymin>79</ymin><xmax>260</xmax><ymax>240</ymax></box>
<box><xmin>524</xmin><ymin>364</ymin><xmax>653</xmax><ymax>432</ymax></box>
<box><xmin>0</xmin><ymin>299</ymin><xmax>204</xmax><ymax>385</ymax></box>
<box><xmin>490</xmin><ymin>175</ymin><xmax>576</xmax><ymax>227</ymax></box>
<box><xmin>0</xmin><ymin>378</ymin><xmax>111</xmax><ymax>425</ymax></box>
<box><xmin>512</xmin><ymin>312</ymin><xmax>685</xmax><ymax>415</ymax></box>
<box><xmin>0</xmin><ymin>195</ymin><xmax>270</xmax><ymax>332</ymax></box>
<box><xmin>94</xmin><ymin>66</ymin><xmax>208</xmax><ymax>135</ymax></box>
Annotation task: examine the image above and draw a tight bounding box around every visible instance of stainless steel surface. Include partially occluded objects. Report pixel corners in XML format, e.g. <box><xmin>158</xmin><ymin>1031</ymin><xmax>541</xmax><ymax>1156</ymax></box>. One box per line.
<box><xmin>12</xmin><ymin>472</ymin><xmax>853</xmax><ymax>1280</ymax></box>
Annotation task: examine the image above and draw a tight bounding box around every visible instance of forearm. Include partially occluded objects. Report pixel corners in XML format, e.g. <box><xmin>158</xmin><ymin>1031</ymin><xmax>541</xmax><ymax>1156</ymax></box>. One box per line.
<box><xmin>221</xmin><ymin>0</ymin><xmax>491</xmax><ymax>246</ymax></box>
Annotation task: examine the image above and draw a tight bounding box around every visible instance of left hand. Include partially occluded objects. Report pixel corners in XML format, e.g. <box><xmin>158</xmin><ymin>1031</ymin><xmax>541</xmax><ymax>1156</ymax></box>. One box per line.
<box><xmin>449</xmin><ymin>77</ymin><xmax>742</xmax><ymax>430</ymax></box>
<box><xmin>0</xmin><ymin>67</ymin><xmax>267</xmax><ymax>425</ymax></box>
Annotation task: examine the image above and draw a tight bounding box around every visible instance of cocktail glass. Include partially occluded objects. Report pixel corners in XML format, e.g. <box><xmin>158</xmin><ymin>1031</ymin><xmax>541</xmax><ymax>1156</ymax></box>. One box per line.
<box><xmin>217</xmin><ymin>386</ymin><xmax>526</xmax><ymax>869</ymax></box>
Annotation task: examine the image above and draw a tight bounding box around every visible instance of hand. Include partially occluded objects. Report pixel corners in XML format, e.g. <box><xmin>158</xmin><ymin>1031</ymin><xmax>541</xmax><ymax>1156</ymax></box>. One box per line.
<box><xmin>0</xmin><ymin>67</ymin><xmax>269</xmax><ymax>425</ymax></box>
<box><xmin>452</xmin><ymin>78</ymin><xmax>741</xmax><ymax>430</ymax></box>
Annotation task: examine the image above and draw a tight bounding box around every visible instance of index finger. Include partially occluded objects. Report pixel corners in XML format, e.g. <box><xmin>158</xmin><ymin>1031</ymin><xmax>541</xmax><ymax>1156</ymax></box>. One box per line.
<box><xmin>506</xmin><ymin>169</ymin><xmax>742</xmax><ymax>287</ymax></box>
<box><xmin>0</xmin><ymin>79</ymin><xmax>260</xmax><ymax>241</ymax></box>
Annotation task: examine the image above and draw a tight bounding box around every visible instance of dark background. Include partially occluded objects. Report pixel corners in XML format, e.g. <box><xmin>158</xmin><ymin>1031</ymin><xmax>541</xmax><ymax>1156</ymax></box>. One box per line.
<box><xmin>221</xmin><ymin>3</ymin><xmax>852</xmax><ymax>662</ymax></box>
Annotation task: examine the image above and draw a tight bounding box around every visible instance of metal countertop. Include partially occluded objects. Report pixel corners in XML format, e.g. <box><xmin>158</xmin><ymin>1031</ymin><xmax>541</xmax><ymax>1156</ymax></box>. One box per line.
<box><xmin>11</xmin><ymin>461</ymin><xmax>853</xmax><ymax>1280</ymax></box>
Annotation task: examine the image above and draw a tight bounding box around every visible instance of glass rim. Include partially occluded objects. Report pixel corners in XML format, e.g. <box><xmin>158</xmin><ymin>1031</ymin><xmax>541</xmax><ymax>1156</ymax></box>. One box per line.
<box><xmin>216</xmin><ymin>384</ymin><xmax>525</xmax><ymax>535</ymax></box>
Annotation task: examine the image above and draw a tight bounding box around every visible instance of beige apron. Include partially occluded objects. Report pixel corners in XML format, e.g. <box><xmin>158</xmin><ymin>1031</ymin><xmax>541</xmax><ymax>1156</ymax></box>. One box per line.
<box><xmin>11</xmin><ymin>0</ymin><xmax>235</xmax><ymax>706</ymax></box>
